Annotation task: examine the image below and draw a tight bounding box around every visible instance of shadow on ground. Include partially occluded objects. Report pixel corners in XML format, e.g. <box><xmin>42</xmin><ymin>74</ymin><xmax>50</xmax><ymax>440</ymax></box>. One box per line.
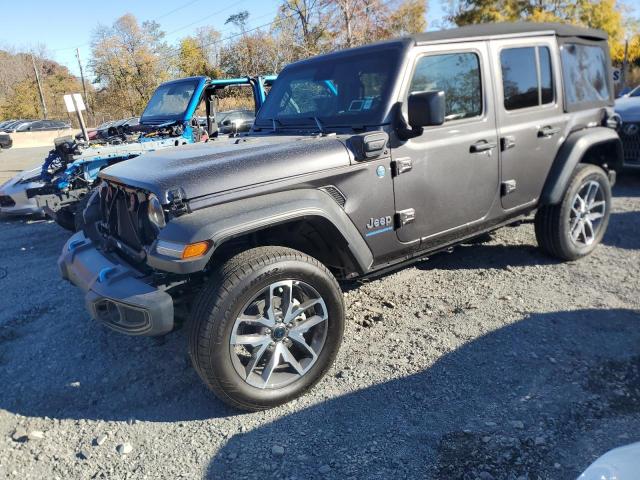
<box><xmin>207</xmin><ymin>309</ymin><xmax>640</xmax><ymax>480</ymax></box>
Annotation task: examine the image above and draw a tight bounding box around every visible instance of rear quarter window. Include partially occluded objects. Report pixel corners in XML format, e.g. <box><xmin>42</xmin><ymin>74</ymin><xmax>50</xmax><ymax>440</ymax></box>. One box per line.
<box><xmin>560</xmin><ymin>43</ymin><xmax>611</xmax><ymax>108</ymax></box>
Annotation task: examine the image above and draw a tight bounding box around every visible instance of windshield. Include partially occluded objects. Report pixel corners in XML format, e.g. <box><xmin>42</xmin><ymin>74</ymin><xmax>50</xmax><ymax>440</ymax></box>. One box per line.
<box><xmin>629</xmin><ymin>85</ymin><xmax>640</xmax><ymax>97</ymax></box>
<box><xmin>141</xmin><ymin>80</ymin><xmax>199</xmax><ymax>121</ymax></box>
<box><xmin>256</xmin><ymin>47</ymin><xmax>401</xmax><ymax>128</ymax></box>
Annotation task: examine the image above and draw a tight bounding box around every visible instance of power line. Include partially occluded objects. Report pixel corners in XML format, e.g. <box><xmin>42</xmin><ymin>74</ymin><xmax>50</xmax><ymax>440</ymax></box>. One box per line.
<box><xmin>163</xmin><ymin>0</ymin><xmax>249</xmax><ymax>37</ymax></box>
<box><xmin>155</xmin><ymin>0</ymin><xmax>204</xmax><ymax>20</ymax></box>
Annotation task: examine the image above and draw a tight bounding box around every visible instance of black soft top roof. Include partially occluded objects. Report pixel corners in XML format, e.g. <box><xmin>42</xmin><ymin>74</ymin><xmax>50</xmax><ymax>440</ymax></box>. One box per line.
<box><xmin>412</xmin><ymin>22</ymin><xmax>608</xmax><ymax>43</ymax></box>
<box><xmin>287</xmin><ymin>22</ymin><xmax>607</xmax><ymax>69</ymax></box>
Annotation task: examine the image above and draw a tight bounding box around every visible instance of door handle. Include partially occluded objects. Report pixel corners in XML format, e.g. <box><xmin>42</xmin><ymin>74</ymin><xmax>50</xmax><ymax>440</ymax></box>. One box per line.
<box><xmin>470</xmin><ymin>140</ymin><xmax>497</xmax><ymax>153</ymax></box>
<box><xmin>538</xmin><ymin>126</ymin><xmax>561</xmax><ymax>138</ymax></box>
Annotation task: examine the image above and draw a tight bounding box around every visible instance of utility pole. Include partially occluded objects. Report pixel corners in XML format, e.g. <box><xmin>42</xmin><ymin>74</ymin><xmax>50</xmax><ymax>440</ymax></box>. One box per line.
<box><xmin>31</xmin><ymin>54</ymin><xmax>48</xmax><ymax>119</ymax></box>
<box><xmin>75</xmin><ymin>48</ymin><xmax>90</xmax><ymax>114</ymax></box>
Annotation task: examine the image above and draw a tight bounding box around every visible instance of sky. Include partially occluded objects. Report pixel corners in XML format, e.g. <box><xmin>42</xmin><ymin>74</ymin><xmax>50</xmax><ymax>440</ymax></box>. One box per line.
<box><xmin>0</xmin><ymin>0</ymin><xmax>444</xmax><ymax>80</ymax></box>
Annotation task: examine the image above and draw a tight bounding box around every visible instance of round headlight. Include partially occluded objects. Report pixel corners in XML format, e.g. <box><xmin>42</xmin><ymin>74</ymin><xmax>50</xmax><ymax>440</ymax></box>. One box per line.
<box><xmin>148</xmin><ymin>194</ymin><xmax>166</xmax><ymax>229</ymax></box>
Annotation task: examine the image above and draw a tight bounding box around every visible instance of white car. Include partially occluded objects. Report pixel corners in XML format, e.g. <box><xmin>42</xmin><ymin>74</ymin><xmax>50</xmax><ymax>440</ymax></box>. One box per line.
<box><xmin>0</xmin><ymin>167</ymin><xmax>45</xmax><ymax>216</ymax></box>
<box><xmin>615</xmin><ymin>85</ymin><xmax>640</xmax><ymax>168</ymax></box>
<box><xmin>578</xmin><ymin>442</ymin><xmax>640</xmax><ymax>479</ymax></box>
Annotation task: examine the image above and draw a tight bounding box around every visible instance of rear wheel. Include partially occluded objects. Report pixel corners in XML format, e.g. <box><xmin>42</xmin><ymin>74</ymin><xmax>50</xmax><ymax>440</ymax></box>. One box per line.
<box><xmin>188</xmin><ymin>246</ymin><xmax>344</xmax><ymax>411</ymax></box>
<box><xmin>535</xmin><ymin>164</ymin><xmax>611</xmax><ymax>260</ymax></box>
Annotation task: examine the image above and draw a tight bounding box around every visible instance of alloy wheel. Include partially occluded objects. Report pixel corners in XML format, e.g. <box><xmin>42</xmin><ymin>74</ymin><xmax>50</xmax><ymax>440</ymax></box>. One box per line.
<box><xmin>229</xmin><ymin>280</ymin><xmax>329</xmax><ymax>389</ymax></box>
<box><xmin>569</xmin><ymin>180</ymin><xmax>606</xmax><ymax>247</ymax></box>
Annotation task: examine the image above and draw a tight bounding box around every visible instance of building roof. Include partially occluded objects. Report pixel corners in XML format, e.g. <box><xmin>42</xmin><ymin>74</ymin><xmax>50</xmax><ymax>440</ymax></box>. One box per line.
<box><xmin>412</xmin><ymin>22</ymin><xmax>608</xmax><ymax>44</ymax></box>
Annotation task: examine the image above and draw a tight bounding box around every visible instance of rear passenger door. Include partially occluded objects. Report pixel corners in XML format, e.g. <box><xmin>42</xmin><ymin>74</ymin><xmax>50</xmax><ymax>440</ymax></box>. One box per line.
<box><xmin>490</xmin><ymin>37</ymin><xmax>568</xmax><ymax>211</ymax></box>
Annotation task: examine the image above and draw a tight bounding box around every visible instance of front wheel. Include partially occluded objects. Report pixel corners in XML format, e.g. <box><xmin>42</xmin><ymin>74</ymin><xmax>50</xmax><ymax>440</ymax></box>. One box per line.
<box><xmin>535</xmin><ymin>164</ymin><xmax>611</xmax><ymax>260</ymax></box>
<box><xmin>188</xmin><ymin>246</ymin><xmax>345</xmax><ymax>411</ymax></box>
<box><xmin>54</xmin><ymin>207</ymin><xmax>76</xmax><ymax>231</ymax></box>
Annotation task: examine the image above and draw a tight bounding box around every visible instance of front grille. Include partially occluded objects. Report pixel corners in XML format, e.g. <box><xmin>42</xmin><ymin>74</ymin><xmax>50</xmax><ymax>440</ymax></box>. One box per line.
<box><xmin>99</xmin><ymin>182</ymin><xmax>157</xmax><ymax>256</ymax></box>
<box><xmin>620</xmin><ymin>123</ymin><xmax>640</xmax><ymax>166</ymax></box>
<box><xmin>0</xmin><ymin>195</ymin><xmax>16</xmax><ymax>207</ymax></box>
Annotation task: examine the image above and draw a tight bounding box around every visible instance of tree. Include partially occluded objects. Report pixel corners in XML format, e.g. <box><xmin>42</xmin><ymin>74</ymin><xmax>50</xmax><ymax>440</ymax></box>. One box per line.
<box><xmin>0</xmin><ymin>52</ymin><xmax>83</xmax><ymax>121</ymax></box>
<box><xmin>90</xmin><ymin>14</ymin><xmax>171</xmax><ymax>117</ymax></box>
<box><xmin>389</xmin><ymin>0</ymin><xmax>428</xmax><ymax>36</ymax></box>
<box><xmin>448</xmin><ymin>0</ymin><xmax>637</xmax><ymax>64</ymax></box>
<box><xmin>277</xmin><ymin>0</ymin><xmax>329</xmax><ymax>56</ymax></box>
<box><xmin>176</xmin><ymin>36</ymin><xmax>221</xmax><ymax>78</ymax></box>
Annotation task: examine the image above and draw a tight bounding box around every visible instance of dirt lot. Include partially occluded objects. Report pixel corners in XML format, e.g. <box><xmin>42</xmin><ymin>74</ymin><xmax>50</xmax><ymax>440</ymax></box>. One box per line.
<box><xmin>0</xmin><ymin>148</ymin><xmax>639</xmax><ymax>479</ymax></box>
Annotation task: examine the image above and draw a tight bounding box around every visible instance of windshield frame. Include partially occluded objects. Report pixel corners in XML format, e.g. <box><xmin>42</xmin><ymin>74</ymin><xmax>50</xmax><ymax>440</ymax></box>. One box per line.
<box><xmin>255</xmin><ymin>43</ymin><xmax>406</xmax><ymax>130</ymax></box>
<box><xmin>140</xmin><ymin>77</ymin><xmax>206</xmax><ymax>125</ymax></box>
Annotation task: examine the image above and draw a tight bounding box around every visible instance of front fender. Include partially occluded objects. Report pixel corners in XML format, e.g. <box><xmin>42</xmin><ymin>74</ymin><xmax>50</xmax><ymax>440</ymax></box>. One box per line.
<box><xmin>147</xmin><ymin>189</ymin><xmax>373</xmax><ymax>275</ymax></box>
<box><xmin>540</xmin><ymin>127</ymin><xmax>623</xmax><ymax>205</ymax></box>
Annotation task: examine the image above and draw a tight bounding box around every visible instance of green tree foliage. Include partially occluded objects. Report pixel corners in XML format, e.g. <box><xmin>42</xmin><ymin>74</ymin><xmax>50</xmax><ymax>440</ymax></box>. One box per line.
<box><xmin>0</xmin><ymin>53</ymin><xmax>83</xmax><ymax>121</ymax></box>
<box><xmin>90</xmin><ymin>14</ymin><xmax>171</xmax><ymax>117</ymax></box>
<box><xmin>448</xmin><ymin>0</ymin><xmax>639</xmax><ymax>64</ymax></box>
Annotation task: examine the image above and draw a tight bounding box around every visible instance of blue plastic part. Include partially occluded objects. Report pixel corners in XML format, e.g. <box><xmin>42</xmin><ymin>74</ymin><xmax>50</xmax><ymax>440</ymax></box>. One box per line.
<box><xmin>68</xmin><ymin>239</ymin><xmax>85</xmax><ymax>252</ymax></box>
<box><xmin>98</xmin><ymin>266</ymin><xmax>117</xmax><ymax>283</ymax></box>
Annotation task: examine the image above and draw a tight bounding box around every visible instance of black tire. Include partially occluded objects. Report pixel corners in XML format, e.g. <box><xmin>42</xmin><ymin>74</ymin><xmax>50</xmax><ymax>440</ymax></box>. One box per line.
<box><xmin>188</xmin><ymin>246</ymin><xmax>345</xmax><ymax>411</ymax></box>
<box><xmin>54</xmin><ymin>207</ymin><xmax>76</xmax><ymax>231</ymax></box>
<box><xmin>535</xmin><ymin>164</ymin><xmax>611</xmax><ymax>261</ymax></box>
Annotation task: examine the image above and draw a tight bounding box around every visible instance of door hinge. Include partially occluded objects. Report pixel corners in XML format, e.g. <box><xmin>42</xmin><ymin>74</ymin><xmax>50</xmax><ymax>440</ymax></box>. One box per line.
<box><xmin>391</xmin><ymin>158</ymin><xmax>412</xmax><ymax>176</ymax></box>
<box><xmin>501</xmin><ymin>180</ymin><xmax>517</xmax><ymax>196</ymax></box>
<box><xmin>395</xmin><ymin>208</ymin><xmax>415</xmax><ymax>227</ymax></box>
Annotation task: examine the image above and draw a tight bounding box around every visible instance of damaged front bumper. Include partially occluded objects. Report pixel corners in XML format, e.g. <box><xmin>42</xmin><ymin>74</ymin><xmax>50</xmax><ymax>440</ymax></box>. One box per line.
<box><xmin>0</xmin><ymin>168</ymin><xmax>45</xmax><ymax>216</ymax></box>
<box><xmin>58</xmin><ymin>231</ymin><xmax>174</xmax><ymax>336</ymax></box>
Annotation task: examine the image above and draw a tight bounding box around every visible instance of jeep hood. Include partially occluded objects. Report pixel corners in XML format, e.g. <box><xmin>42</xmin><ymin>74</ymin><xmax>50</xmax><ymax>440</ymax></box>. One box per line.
<box><xmin>99</xmin><ymin>135</ymin><xmax>352</xmax><ymax>201</ymax></box>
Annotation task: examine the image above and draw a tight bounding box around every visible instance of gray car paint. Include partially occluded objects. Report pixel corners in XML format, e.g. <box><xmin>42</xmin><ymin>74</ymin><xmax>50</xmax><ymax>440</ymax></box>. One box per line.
<box><xmin>95</xmin><ymin>26</ymin><xmax>623</xmax><ymax>277</ymax></box>
<box><xmin>100</xmin><ymin>134</ymin><xmax>353</xmax><ymax>202</ymax></box>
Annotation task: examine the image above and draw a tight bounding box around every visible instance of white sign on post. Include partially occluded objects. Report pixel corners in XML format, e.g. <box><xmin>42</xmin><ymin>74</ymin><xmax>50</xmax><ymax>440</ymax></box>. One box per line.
<box><xmin>63</xmin><ymin>93</ymin><xmax>87</xmax><ymax>112</ymax></box>
<box><xmin>63</xmin><ymin>94</ymin><xmax>75</xmax><ymax>113</ymax></box>
<box><xmin>612</xmin><ymin>69</ymin><xmax>622</xmax><ymax>84</ymax></box>
<box><xmin>73</xmin><ymin>93</ymin><xmax>86</xmax><ymax>111</ymax></box>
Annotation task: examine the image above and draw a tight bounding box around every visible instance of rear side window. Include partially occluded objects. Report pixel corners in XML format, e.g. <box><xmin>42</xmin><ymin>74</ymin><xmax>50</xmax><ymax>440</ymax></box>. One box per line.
<box><xmin>410</xmin><ymin>52</ymin><xmax>482</xmax><ymax>121</ymax></box>
<box><xmin>500</xmin><ymin>46</ymin><xmax>554</xmax><ymax>110</ymax></box>
<box><xmin>561</xmin><ymin>43</ymin><xmax>610</xmax><ymax>107</ymax></box>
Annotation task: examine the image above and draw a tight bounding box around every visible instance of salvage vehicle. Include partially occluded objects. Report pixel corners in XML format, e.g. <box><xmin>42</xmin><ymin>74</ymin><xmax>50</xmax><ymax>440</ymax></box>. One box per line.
<box><xmin>0</xmin><ymin>132</ymin><xmax>12</xmax><ymax>149</ymax></box>
<box><xmin>614</xmin><ymin>84</ymin><xmax>640</xmax><ymax>168</ymax></box>
<box><xmin>5</xmin><ymin>75</ymin><xmax>275</xmax><ymax>226</ymax></box>
<box><xmin>60</xmin><ymin>23</ymin><xmax>622</xmax><ymax>411</ymax></box>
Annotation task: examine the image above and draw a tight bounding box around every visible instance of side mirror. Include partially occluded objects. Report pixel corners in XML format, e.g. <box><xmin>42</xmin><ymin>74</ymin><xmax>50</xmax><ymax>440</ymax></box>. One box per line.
<box><xmin>408</xmin><ymin>90</ymin><xmax>445</xmax><ymax>128</ymax></box>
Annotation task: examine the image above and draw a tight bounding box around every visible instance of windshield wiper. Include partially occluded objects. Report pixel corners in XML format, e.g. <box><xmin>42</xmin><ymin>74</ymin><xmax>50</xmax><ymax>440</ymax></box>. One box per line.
<box><xmin>311</xmin><ymin>116</ymin><xmax>324</xmax><ymax>134</ymax></box>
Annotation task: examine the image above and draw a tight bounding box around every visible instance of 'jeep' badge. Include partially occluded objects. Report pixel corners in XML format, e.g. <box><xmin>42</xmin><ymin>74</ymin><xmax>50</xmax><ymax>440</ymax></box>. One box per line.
<box><xmin>366</xmin><ymin>215</ymin><xmax>394</xmax><ymax>237</ymax></box>
<box><xmin>367</xmin><ymin>216</ymin><xmax>392</xmax><ymax>229</ymax></box>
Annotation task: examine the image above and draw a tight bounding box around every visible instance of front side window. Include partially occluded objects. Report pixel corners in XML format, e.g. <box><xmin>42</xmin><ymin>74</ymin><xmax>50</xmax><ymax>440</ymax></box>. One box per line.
<box><xmin>561</xmin><ymin>43</ymin><xmax>610</xmax><ymax>106</ymax></box>
<box><xmin>501</xmin><ymin>46</ymin><xmax>554</xmax><ymax>110</ymax></box>
<box><xmin>410</xmin><ymin>52</ymin><xmax>482</xmax><ymax>121</ymax></box>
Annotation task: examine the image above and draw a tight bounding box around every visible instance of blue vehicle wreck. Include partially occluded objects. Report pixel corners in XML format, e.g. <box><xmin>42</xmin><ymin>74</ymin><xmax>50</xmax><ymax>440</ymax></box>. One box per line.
<box><xmin>29</xmin><ymin>75</ymin><xmax>276</xmax><ymax>230</ymax></box>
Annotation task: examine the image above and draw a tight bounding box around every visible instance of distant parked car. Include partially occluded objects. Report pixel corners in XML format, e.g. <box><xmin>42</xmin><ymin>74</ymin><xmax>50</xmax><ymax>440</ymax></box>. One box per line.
<box><xmin>0</xmin><ymin>132</ymin><xmax>12</xmax><ymax>149</ymax></box>
<box><xmin>0</xmin><ymin>120</ymin><xmax>33</xmax><ymax>132</ymax></box>
<box><xmin>15</xmin><ymin>120</ymin><xmax>70</xmax><ymax>132</ymax></box>
<box><xmin>614</xmin><ymin>84</ymin><xmax>640</xmax><ymax>169</ymax></box>
<box><xmin>0</xmin><ymin>119</ymin><xmax>19</xmax><ymax>131</ymax></box>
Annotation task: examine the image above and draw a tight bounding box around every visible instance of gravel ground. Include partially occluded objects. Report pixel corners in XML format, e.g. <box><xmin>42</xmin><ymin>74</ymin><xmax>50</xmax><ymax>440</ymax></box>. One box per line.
<box><xmin>0</xmin><ymin>148</ymin><xmax>639</xmax><ymax>479</ymax></box>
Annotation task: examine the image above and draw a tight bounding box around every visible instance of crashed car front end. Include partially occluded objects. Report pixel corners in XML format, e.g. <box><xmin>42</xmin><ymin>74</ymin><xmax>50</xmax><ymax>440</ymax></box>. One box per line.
<box><xmin>0</xmin><ymin>168</ymin><xmax>45</xmax><ymax>216</ymax></box>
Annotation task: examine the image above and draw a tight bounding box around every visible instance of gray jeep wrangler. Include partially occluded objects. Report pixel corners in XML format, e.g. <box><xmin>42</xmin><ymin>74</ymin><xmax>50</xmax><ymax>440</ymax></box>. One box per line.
<box><xmin>59</xmin><ymin>23</ymin><xmax>623</xmax><ymax>411</ymax></box>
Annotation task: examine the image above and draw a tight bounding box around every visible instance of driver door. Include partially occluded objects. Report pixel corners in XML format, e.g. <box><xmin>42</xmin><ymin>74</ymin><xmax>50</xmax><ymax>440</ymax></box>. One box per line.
<box><xmin>392</xmin><ymin>42</ymin><xmax>500</xmax><ymax>244</ymax></box>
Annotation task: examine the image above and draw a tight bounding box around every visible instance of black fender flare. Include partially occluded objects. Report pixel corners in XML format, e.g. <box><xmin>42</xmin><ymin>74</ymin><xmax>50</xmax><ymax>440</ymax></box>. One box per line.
<box><xmin>147</xmin><ymin>189</ymin><xmax>373</xmax><ymax>275</ymax></box>
<box><xmin>540</xmin><ymin>127</ymin><xmax>622</xmax><ymax>205</ymax></box>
